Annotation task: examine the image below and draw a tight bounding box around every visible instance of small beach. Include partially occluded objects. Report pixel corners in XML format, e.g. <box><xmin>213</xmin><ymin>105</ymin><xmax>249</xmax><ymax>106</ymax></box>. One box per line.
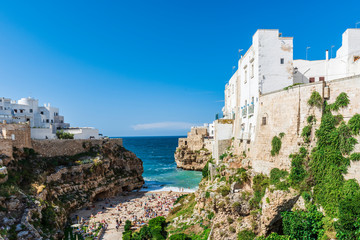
<box><xmin>70</xmin><ymin>190</ymin><xmax>191</xmax><ymax>239</ymax></box>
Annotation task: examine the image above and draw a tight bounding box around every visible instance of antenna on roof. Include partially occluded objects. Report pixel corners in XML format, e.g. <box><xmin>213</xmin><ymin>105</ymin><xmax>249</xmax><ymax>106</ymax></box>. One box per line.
<box><xmin>238</xmin><ymin>49</ymin><xmax>243</xmax><ymax>60</ymax></box>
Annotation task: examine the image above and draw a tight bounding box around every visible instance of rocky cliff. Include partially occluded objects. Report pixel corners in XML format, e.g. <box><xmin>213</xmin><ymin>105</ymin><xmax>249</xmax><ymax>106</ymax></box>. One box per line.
<box><xmin>0</xmin><ymin>139</ymin><xmax>144</xmax><ymax>239</ymax></box>
<box><xmin>174</xmin><ymin>127</ymin><xmax>213</xmax><ymax>171</ymax></box>
<box><xmin>164</xmin><ymin>90</ymin><xmax>360</xmax><ymax>240</ymax></box>
<box><xmin>174</xmin><ymin>146</ymin><xmax>211</xmax><ymax>171</ymax></box>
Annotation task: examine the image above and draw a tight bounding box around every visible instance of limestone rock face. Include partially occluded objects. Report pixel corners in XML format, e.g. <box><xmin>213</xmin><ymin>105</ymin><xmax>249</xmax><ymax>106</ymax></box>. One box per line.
<box><xmin>0</xmin><ymin>139</ymin><xmax>144</xmax><ymax>240</ymax></box>
<box><xmin>260</xmin><ymin>188</ymin><xmax>300</xmax><ymax>235</ymax></box>
<box><xmin>174</xmin><ymin>145</ymin><xmax>211</xmax><ymax>171</ymax></box>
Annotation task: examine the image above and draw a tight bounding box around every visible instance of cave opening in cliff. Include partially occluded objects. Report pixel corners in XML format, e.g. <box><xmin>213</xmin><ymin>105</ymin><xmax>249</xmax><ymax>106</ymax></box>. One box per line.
<box><xmin>268</xmin><ymin>217</ymin><xmax>284</xmax><ymax>236</ymax></box>
<box><xmin>94</xmin><ymin>191</ymin><xmax>109</xmax><ymax>201</ymax></box>
<box><xmin>122</xmin><ymin>186</ymin><xmax>130</xmax><ymax>192</ymax></box>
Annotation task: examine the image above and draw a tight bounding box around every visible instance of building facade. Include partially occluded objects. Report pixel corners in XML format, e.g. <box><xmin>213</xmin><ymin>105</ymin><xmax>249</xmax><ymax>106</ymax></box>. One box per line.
<box><xmin>294</xmin><ymin>28</ymin><xmax>360</xmax><ymax>83</ymax></box>
<box><xmin>0</xmin><ymin>97</ymin><xmax>99</xmax><ymax>140</ymax></box>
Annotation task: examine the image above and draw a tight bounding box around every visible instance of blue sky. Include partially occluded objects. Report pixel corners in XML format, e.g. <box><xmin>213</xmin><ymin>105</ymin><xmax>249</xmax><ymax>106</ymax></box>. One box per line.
<box><xmin>0</xmin><ymin>0</ymin><xmax>359</xmax><ymax>136</ymax></box>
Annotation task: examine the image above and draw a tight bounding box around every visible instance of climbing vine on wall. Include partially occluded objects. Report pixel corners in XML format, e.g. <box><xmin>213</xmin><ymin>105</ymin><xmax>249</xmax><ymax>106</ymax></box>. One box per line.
<box><xmin>307</xmin><ymin>91</ymin><xmax>323</xmax><ymax>108</ymax></box>
<box><xmin>271</xmin><ymin>133</ymin><xmax>285</xmax><ymax>156</ymax></box>
<box><xmin>307</xmin><ymin>92</ymin><xmax>360</xmax><ymax>239</ymax></box>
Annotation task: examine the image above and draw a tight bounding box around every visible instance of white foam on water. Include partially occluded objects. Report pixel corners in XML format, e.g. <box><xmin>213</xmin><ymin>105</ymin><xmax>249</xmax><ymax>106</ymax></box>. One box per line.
<box><xmin>139</xmin><ymin>185</ymin><xmax>197</xmax><ymax>193</ymax></box>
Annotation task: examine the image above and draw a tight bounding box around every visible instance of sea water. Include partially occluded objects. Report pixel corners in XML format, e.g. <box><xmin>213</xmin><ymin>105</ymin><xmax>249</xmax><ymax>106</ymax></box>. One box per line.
<box><xmin>121</xmin><ymin>136</ymin><xmax>202</xmax><ymax>192</ymax></box>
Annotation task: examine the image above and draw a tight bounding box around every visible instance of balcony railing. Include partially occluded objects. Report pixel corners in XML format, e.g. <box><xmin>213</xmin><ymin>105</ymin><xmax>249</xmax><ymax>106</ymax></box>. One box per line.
<box><xmin>242</xmin><ymin>107</ymin><xmax>247</xmax><ymax>117</ymax></box>
<box><xmin>248</xmin><ymin>104</ymin><xmax>254</xmax><ymax>115</ymax></box>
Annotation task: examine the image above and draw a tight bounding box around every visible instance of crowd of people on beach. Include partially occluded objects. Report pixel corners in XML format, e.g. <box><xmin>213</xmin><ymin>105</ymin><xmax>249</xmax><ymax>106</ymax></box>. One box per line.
<box><xmin>71</xmin><ymin>191</ymin><xmax>184</xmax><ymax>237</ymax></box>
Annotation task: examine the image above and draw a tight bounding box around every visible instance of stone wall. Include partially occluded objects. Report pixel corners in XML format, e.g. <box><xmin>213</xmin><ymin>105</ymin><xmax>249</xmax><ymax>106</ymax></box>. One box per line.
<box><xmin>0</xmin><ymin>123</ymin><xmax>32</xmax><ymax>160</ymax></box>
<box><xmin>0</xmin><ymin>139</ymin><xmax>13</xmax><ymax>161</ymax></box>
<box><xmin>178</xmin><ymin>127</ymin><xmax>209</xmax><ymax>151</ymax></box>
<box><xmin>31</xmin><ymin>138</ymin><xmax>123</xmax><ymax>157</ymax></box>
<box><xmin>238</xmin><ymin>75</ymin><xmax>360</xmax><ymax>174</ymax></box>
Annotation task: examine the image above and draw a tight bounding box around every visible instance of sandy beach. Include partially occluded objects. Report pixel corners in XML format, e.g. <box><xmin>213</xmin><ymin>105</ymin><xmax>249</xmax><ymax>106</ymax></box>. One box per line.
<box><xmin>70</xmin><ymin>190</ymin><xmax>190</xmax><ymax>239</ymax></box>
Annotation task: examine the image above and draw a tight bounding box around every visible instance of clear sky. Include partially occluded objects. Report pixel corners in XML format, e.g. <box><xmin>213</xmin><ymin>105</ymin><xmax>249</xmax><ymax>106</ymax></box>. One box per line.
<box><xmin>0</xmin><ymin>0</ymin><xmax>359</xmax><ymax>136</ymax></box>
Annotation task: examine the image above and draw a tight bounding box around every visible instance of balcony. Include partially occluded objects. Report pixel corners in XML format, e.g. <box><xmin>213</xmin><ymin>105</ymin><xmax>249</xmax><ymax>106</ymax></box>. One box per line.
<box><xmin>242</xmin><ymin>107</ymin><xmax>247</xmax><ymax>118</ymax></box>
<box><xmin>248</xmin><ymin>104</ymin><xmax>254</xmax><ymax>115</ymax></box>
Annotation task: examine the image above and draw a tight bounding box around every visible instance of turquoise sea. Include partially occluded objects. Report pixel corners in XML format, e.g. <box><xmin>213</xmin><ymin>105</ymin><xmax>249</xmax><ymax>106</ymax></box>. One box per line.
<box><xmin>121</xmin><ymin>136</ymin><xmax>202</xmax><ymax>192</ymax></box>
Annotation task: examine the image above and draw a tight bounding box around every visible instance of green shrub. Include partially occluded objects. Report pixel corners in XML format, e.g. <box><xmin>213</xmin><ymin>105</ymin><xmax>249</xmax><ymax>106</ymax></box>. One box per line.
<box><xmin>270</xmin><ymin>168</ymin><xmax>289</xmax><ymax>190</ymax></box>
<box><xmin>220</xmin><ymin>153</ymin><xmax>228</xmax><ymax>160</ymax></box>
<box><xmin>279</xmin><ymin>132</ymin><xmax>285</xmax><ymax>138</ymax></box>
<box><xmin>56</xmin><ymin>130</ymin><xmax>74</xmax><ymax>139</ymax></box>
<box><xmin>348</xmin><ymin>114</ymin><xmax>360</xmax><ymax>135</ymax></box>
<box><xmin>174</xmin><ymin>194</ymin><xmax>188</xmax><ymax>205</ymax></box>
<box><xmin>219</xmin><ymin>186</ymin><xmax>230</xmax><ymax>197</ymax></box>
<box><xmin>249</xmin><ymin>174</ymin><xmax>269</xmax><ymax>209</ymax></box>
<box><xmin>232</xmin><ymin>202</ymin><xmax>241</xmax><ymax>212</ymax></box>
<box><xmin>301</xmin><ymin>125</ymin><xmax>312</xmax><ymax>143</ymax></box>
<box><xmin>308</xmin><ymin>91</ymin><xmax>322</xmax><ymax>107</ymax></box>
<box><xmin>124</xmin><ymin>220</ymin><xmax>132</xmax><ymax>231</ymax></box>
<box><xmin>205</xmin><ymin>191</ymin><xmax>210</xmax><ymax>198</ymax></box>
<box><xmin>237</xmin><ymin>229</ymin><xmax>256</xmax><ymax>240</ymax></box>
<box><xmin>288</xmin><ymin>147</ymin><xmax>307</xmax><ymax>189</ymax></box>
<box><xmin>334</xmin><ymin>114</ymin><xmax>344</xmax><ymax>125</ymax></box>
<box><xmin>271</xmin><ymin>136</ymin><xmax>282</xmax><ymax>156</ymax></box>
<box><xmin>329</xmin><ymin>92</ymin><xmax>350</xmax><ymax>111</ymax></box>
<box><xmin>202</xmin><ymin>161</ymin><xmax>209</xmax><ymax>178</ymax></box>
<box><xmin>122</xmin><ymin>231</ymin><xmax>132</xmax><ymax>240</ymax></box>
<box><xmin>350</xmin><ymin>153</ymin><xmax>360</xmax><ymax>161</ymax></box>
<box><xmin>169</xmin><ymin>233</ymin><xmax>191</xmax><ymax>240</ymax></box>
<box><xmin>282</xmin><ymin>206</ymin><xmax>324</xmax><ymax>240</ymax></box>
<box><xmin>307</xmin><ymin>115</ymin><xmax>316</xmax><ymax>124</ymax></box>
<box><xmin>257</xmin><ymin>232</ymin><xmax>291</xmax><ymax>239</ymax></box>
<box><xmin>229</xmin><ymin>226</ymin><xmax>236</xmax><ymax>233</ymax></box>
<box><xmin>227</xmin><ymin>217</ymin><xmax>234</xmax><ymax>224</ymax></box>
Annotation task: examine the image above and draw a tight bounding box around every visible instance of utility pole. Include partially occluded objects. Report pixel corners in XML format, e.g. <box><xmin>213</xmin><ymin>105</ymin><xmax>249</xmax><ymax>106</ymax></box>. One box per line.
<box><xmin>306</xmin><ymin>46</ymin><xmax>311</xmax><ymax>60</ymax></box>
<box><xmin>331</xmin><ymin>45</ymin><xmax>335</xmax><ymax>59</ymax></box>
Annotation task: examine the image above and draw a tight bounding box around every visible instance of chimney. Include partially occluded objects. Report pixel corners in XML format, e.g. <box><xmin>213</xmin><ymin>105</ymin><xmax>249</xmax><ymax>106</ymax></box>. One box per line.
<box><xmin>326</xmin><ymin>50</ymin><xmax>329</xmax><ymax>60</ymax></box>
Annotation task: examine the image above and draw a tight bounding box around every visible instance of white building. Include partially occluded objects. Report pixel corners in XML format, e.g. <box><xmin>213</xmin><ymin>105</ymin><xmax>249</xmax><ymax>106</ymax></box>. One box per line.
<box><xmin>223</xmin><ymin>70</ymin><xmax>238</xmax><ymax>120</ymax></box>
<box><xmin>0</xmin><ymin>96</ymin><xmax>100</xmax><ymax>140</ymax></box>
<box><xmin>294</xmin><ymin>29</ymin><xmax>360</xmax><ymax>82</ymax></box>
<box><xmin>234</xmin><ymin>29</ymin><xmax>294</xmax><ymax>142</ymax></box>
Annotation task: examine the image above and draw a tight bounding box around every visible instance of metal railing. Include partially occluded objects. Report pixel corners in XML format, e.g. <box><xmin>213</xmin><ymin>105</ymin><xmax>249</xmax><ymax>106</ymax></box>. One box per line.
<box><xmin>242</xmin><ymin>107</ymin><xmax>247</xmax><ymax>117</ymax></box>
<box><xmin>248</xmin><ymin>104</ymin><xmax>254</xmax><ymax>115</ymax></box>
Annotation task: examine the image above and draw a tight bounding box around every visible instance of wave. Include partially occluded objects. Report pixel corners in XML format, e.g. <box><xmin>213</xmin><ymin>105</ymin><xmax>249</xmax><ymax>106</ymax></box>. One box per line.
<box><xmin>139</xmin><ymin>180</ymin><xmax>198</xmax><ymax>193</ymax></box>
<box><xmin>139</xmin><ymin>185</ymin><xmax>198</xmax><ymax>193</ymax></box>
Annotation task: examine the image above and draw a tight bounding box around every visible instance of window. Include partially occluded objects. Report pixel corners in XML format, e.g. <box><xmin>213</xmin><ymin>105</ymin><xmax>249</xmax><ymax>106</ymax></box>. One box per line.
<box><xmin>30</xmin><ymin>109</ymin><xmax>33</xmax><ymax>113</ymax></box>
<box><xmin>309</xmin><ymin>77</ymin><xmax>315</xmax><ymax>83</ymax></box>
<box><xmin>251</xmin><ymin>97</ymin><xmax>254</xmax><ymax>104</ymax></box>
<box><xmin>51</xmin><ymin>120</ymin><xmax>53</xmax><ymax>123</ymax></box>
<box><xmin>280</xmin><ymin>58</ymin><xmax>284</xmax><ymax>64</ymax></box>
<box><xmin>319</xmin><ymin>77</ymin><xmax>325</xmax><ymax>81</ymax></box>
<box><xmin>40</xmin><ymin>111</ymin><xmax>44</xmax><ymax>115</ymax></box>
<box><xmin>20</xmin><ymin>109</ymin><xmax>23</xmax><ymax>113</ymax></box>
<box><xmin>251</xmin><ymin>64</ymin><xmax>254</xmax><ymax>78</ymax></box>
<box><xmin>46</xmin><ymin>119</ymin><xmax>49</xmax><ymax>123</ymax></box>
<box><xmin>244</xmin><ymin>70</ymin><xmax>248</xmax><ymax>83</ymax></box>
<box><xmin>245</xmin><ymin>100</ymin><xmax>247</xmax><ymax>106</ymax></box>
<box><xmin>262</xmin><ymin>117</ymin><xmax>267</xmax><ymax>125</ymax></box>
<box><xmin>14</xmin><ymin>109</ymin><xmax>17</xmax><ymax>113</ymax></box>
